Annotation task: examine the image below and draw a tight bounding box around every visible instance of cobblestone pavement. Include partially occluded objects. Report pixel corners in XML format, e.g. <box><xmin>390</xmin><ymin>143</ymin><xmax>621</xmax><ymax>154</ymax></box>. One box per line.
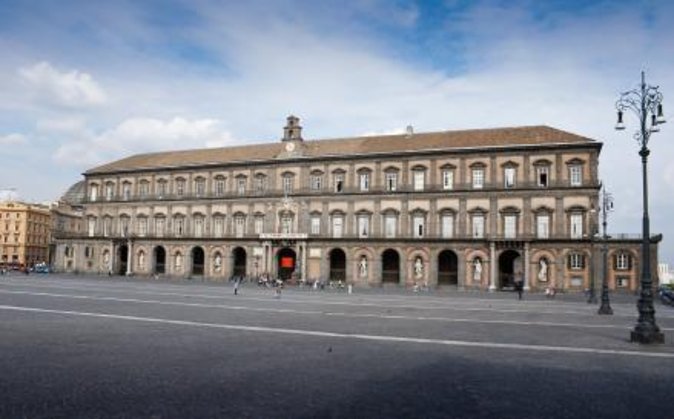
<box><xmin>1</xmin><ymin>273</ymin><xmax>672</xmax><ymax>418</ymax></box>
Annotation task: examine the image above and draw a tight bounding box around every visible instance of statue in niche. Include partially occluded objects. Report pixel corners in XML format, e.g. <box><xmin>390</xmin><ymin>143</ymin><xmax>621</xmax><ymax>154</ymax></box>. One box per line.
<box><xmin>538</xmin><ymin>258</ymin><xmax>548</xmax><ymax>282</ymax></box>
<box><xmin>414</xmin><ymin>257</ymin><xmax>424</xmax><ymax>279</ymax></box>
<box><xmin>214</xmin><ymin>254</ymin><xmax>222</xmax><ymax>270</ymax></box>
<box><xmin>358</xmin><ymin>256</ymin><xmax>368</xmax><ymax>278</ymax></box>
<box><xmin>473</xmin><ymin>258</ymin><xmax>483</xmax><ymax>282</ymax></box>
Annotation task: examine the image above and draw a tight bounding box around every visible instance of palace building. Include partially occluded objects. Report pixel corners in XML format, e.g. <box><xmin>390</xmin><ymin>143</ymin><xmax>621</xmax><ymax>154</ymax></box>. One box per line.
<box><xmin>53</xmin><ymin>116</ymin><xmax>661</xmax><ymax>292</ymax></box>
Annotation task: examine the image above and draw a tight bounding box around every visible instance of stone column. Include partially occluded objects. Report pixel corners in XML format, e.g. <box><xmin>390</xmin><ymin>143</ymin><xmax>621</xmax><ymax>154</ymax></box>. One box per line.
<box><xmin>524</xmin><ymin>242</ymin><xmax>530</xmax><ymax>290</ymax></box>
<box><xmin>301</xmin><ymin>242</ymin><xmax>307</xmax><ymax>282</ymax></box>
<box><xmin>457</xmin><ymin>249</ymin><xmax>465</xmax><ymax>290</ymax></box>
<box><xmin>126</xmin><ymin>239</ymin><xmax>133</xmax><ymax>276</ymax></box>
<box><xmin>489</xmin><ymin>242</ymin><xmax>497</xmax><ymax>291</ymax></box>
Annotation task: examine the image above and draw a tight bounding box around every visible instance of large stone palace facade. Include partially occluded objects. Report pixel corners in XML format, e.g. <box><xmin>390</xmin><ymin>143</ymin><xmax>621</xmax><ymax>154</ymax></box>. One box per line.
<box><xmin>53</xmin><ymin>116</ymin><xmax>661</xmax><ymax>292</ymax></box>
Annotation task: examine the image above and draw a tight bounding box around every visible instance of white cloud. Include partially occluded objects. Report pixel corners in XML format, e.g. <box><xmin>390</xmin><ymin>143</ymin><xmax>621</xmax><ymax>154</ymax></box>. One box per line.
<box><xmin>19</xmin><ymin>61</ymin><xmax>107</xmax><ymax>108</ymax></box>
<box><xmin>0</xmin><ymin>133</ymin><xmax>27</xmax><ymax>146</ymax></box>
<box><xmin>54</xmin><ymin>117</ymin><xmax>237</xmax><ymax>166</ymax></box>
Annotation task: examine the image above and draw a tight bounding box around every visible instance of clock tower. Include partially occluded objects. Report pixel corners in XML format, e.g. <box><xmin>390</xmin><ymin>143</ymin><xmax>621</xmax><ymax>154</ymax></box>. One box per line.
<box><xmin>282</xmin><ymin>115</ymin><xmax>303</xmax><ymax>142</ymax></box>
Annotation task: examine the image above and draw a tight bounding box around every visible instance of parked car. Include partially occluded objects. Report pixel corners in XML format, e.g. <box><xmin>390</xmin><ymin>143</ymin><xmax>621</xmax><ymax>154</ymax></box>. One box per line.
<box><xmin>658</xmin><ymin>285</ymin><xmax>674</xmax><ymax>306</ymax></box>
<box><xmin>34</xmin><ymin>263</ymin><xmax>50</xmax><ymax>274</ymax></box>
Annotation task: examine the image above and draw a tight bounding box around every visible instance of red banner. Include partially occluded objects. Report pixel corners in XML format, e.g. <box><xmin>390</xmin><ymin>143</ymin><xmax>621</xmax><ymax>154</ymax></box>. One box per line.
<box><xmin>280</xmin><ymin>257</ymin><xmax>294</xmax><ymax>268</ymax></box>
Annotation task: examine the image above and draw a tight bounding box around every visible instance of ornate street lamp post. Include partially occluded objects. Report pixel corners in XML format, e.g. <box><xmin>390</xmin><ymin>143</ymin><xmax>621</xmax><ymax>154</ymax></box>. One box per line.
<box><xmin>598</xmin><ymin>185</ymin><xmax>613</xmax><ymax>315</ymax></box>
<box><xmin>615</xmin><ymin>71</ymin><xmax>665</xmax><ymax>343</ymax></box>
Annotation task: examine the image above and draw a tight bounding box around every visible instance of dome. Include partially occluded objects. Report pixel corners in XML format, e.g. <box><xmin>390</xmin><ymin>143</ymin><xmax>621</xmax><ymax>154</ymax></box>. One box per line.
<box><xmin>60</xmin><ymin>180</ymin><xmax>86</xmax><ymax>206</ymax></box>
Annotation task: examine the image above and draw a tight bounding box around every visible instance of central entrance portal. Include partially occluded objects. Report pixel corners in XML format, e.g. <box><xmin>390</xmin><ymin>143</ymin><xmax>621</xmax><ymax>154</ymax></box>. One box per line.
<box><xmin>381</xmin><ymin>249</ymin><xmax>400</xmax><ymax>284</ymax></box>
<box><xmin>329</xmin><ymin>248</ymin><xmax>346</xmax><ymax>282</ymax></box>
<box><xmin>499</xmin><ymin>249</ymin><xmax>522</xmax><ymax>289</ymax></box>
<box><xmin>153</xmin><ymin>246</ymin><xmax>166</xmax><ymax>274</ymax></box>
<box><xmin>277</xmin><ymin>248</ymin><xmax>296</xmax><ymax>280</ymax></box>
<box><xmin>117</xmin><ymin>244</ymin><xmax>128</xmax><ymax>275</ymax></box>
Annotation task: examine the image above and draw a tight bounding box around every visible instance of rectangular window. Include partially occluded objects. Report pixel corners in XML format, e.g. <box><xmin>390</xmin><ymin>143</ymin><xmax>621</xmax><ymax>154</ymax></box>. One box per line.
<box><xmin>235</xmin><ymin>216</ymin><xmax>245</xmax><ymax>238</ymax></box>
<box><xmin>570</xmin><ymin>213</ymin><xmax>583</xmax><ymax>238</ymax></box>
<box><xmin>89</xmin><ymin>185</ymin><xmax>98</xmax><ymax>202</ymax></box>
<box><xmin>283</xmin><ymin>177</ymin><xmax>293</xmax><ymax>194</ymax></box>
<box><xmin>194</xmin><ymin>218</ymin><xmax>203</xmax><ymax>237</ymax></box>
<box><xmin>413</xmin><ymin>171</ymin><xmax>424</xmax><ymax>191</ymax></box>
<box><xmin>385</xmin><ymin>172</ymin><xmax>397</xmax><ymax>192</ymax></box>
<box><xmin>155</xmin><ymin>218</ymin><xmax>165</xmax><ymax>237</ymax></box>
<box><xmin>616</xmin><ymin>277</ymin><xmax>629</xmax><ymax>288</ymax></box>
<box><xmin>311</xmin><ymin>216</ymin><xmax>321</xmax><ymax>235</ymax></box>
<box><xmin>334</xmin><ymin>173</ymin><xmax>344</xmax><ymax>193</ymax></box>
<box><xmin>139</xmin><ymin>182</ymin><xmax>149</xmax><ymax>198</ymax></box>
<box><xmin>332</xmin><ymin>215</ymin><xmax>343</xmax><ymax>238</ymax></box>
<box><xmin>254</xmin><ymin>217</ymin><xmax>264</xmax><ymax>235</ymax></box>
<box><xmin>504</xmin><ymin>215</ymin><xmax>517</xmax><ymax>238</ymax></box>
<box><xmin>215</xmin><ymin>179</ymin><xmax>226</xmax><ymax>196</ymax></box>
<box><xmin>537</xmin><ymin>215</ymin><xmax>550</xmax><ymax>239</ymax></box>
<box><xmin>213</xmin><ymin>217</ymin><xmax>224</xmax><ymax>237</ymax></box>
<box><xmin>310</xmin><ymin>175</ymin><xmax>322</xmax><ymax>191</ymax></box>
<box><xmin>195</xmin><ymin>180</ymin><xmax>205</xmax><ymax>197</ymax></box>
<box><xmin>616</xmin><ymin>253</ymin><xmax>630</xmax><ymax>270</ymax></box>
<box><xmin>174</xmin><ymin>218</ymin><xmax>184</xmax><ymax>237</ymax></box>
<box><xmin>358</xmin><ymin>215</ymin><xmax>370</xmax><ymax>238</ymax></box>
<box><xmin>569</xmin><ymin>253</ymin><xmax>585</xmax><ymax>270</ymax></box>
<box><xmin>122</xmin><ymin>183</ymin><xmax>131</xmax><ymax>200</ymax></box>
<box><xmin>237</xmin><ymin>178</ymin><xmax>246</xmax><ymax>196</ymax></box>
<box><xmin>537</xmin><ymin>166</ymin><xmax>549</xmax><ymax>187</ymax></box>
<box><xmin>385</xmin><ymin>214</ymin><xmax>396</xmax><ymax>238</ymax></box>
<box><xmin>176</xmin><ymin>180</ymin><xmax>185</xmax><ymax>196</ymax></box>
<box><xmin>441</xmin><ymin>214</ymin><xmax>454</xmax><ymax>238</ymax></box>
<box><xmin>87</xmin><ymin>218</ymin><xmax>96</xmax><ymax>237</ymax></box>
<box><xmin>413</xmin><ymin>215</ymin><xmax>425</xmax><ymax>238</ymax></box>
<box><xmin>255</xmin><ymin>177</ymin><xmax>266</xmax><ymax>193</ymax></box>
<box><xmin>138</xmin><ymin>218</ymin><xmax>147</xmax><ymax>237</ymax></box>
<box><xmin>442</xmin><ymin>170</ymin><xmax>454</xmax><ymax>190</ymax></box>
<box><xmin>472</xmin><ymin>169</ymin><xmax>484</xmax><ymax>189</ymax></box>
<box><xmin>472</xmin><ymin>215</ymin><xmax>485</xmax><ymax>238</ymax></box>
<box><xmin>157</xmin><ymin>181</ymin><xmax>167</xmax><ymax>198</ymax></box>
<box><xmin>359</xmin><ymin>173</ymin><xmax>370</xmax><ymax>192</ymax></box>
<box><xmin>281</xmin><ymin>215</ymin><xmax>292</xmax><ymax>234</ymax></box>
<box><xmin>105</xmin><ymin>184</ymin><xmax>114</xmax><ymax>200</ymax></box>
<box><xmin>504</xmin><ymin>167</ymin><xmax>516</xmax><ymax>188</ymax></box>
<box><xmin>569</xmin><ymin>165</ymin><xmax>582</xmax><ymax>186</ymax></box>
<box><xmin>120</xmin><ymin>217</ymin><xmax>130</xmax><ymax>237</ymax></box>
<box><xmin>103</xmin><ymin>218</ymin><xmax>112</xmax><ymax>237</ymax></box>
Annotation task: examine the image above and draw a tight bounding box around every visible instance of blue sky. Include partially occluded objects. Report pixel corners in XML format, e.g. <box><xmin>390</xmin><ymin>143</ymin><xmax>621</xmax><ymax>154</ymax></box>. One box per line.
<box><xmin>1</xmin><ymin>0</ymin><xmax>674</xmax><ymax>264</ymax></box>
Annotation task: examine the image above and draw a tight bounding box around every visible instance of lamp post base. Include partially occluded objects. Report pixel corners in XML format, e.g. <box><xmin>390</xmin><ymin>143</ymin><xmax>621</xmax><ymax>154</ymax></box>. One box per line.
<box><xmin>597</xmin><ymin>304</ymin><xmax>613</xmax><ymax>315</ymax></box>
<box><xmin>630</xmin><ymin>326</ymin><xmax>665</xmax><ymax>344</ymax></box>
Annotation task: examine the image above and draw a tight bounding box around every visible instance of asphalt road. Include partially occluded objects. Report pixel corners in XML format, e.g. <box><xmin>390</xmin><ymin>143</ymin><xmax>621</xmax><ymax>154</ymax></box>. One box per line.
<box><xmin>1</xmin><ymin>273</ymin><xmax>673</xmax><ymax>419</ymax></box>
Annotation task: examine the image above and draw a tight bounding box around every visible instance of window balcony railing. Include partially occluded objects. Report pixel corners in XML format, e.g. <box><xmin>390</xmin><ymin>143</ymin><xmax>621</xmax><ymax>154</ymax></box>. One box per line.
<box><xmin>54</xmin><ymin>230</ymin><xmax>631</xmax><ymax>242</ymax></box>
<box><xmin>82</xmin><ymin>180</ymin><xmax>602</xmax><ymax>203</ymax></box>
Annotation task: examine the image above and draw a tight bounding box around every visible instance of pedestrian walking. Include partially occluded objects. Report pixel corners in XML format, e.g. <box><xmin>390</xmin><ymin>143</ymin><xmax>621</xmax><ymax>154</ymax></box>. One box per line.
<box><xmin>515</xmin><ymin>276</ymin><xmax>524</xmax><ymax>300</ymax></box>
<box><xmin>234</xmin><ymin>278</ymin><xmax>240</xmax><ymax>295</ymax></box>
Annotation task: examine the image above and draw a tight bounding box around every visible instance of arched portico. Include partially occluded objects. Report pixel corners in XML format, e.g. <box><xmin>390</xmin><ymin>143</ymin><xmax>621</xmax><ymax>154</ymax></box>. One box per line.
<box><xmin>329</xmin><ymin>248</ymin><xmax>346</xmax><ymax>281</ymax></box>
<box><xmin>381</xmin><ymin>249</ymin><xmax>400</xmax><ymax>284</ymax></box>
<box><xmin>191</xmin><ymin>246</ymin><xmax>205</xmax><ymax>276</ymax></box>
<box><xmin>438</xmin><ymin>250</ymin><xmax>458</xmax><ymax>286</ymax></box>
<box><xmin>153</xmin><ymin>246</ymin><xmax>166</xmax><ymax>274</ymax></box>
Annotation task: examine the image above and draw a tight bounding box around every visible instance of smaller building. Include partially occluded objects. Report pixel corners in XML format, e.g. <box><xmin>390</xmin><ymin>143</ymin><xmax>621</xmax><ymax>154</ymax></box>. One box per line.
<box><xmin>658</xmin><ymin>263</ymin><xmax>673</xmax><ymax>285</ymax></box>
<box><xmin>0</xmin><ymin>201</ymin><xmax>52</xmax><ymax>270</ymax></box>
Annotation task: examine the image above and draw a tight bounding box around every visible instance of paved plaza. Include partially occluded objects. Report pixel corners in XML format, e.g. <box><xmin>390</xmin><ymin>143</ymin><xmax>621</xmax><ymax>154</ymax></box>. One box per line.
<box><xmin>1</xmin><ymin>274</ymin><xmax>673</xmax><ymax>418</ymax></box>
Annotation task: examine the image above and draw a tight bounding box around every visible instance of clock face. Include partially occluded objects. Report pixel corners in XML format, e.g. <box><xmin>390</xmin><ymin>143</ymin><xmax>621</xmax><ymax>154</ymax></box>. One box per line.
<box><xmin>285</xmin><ymin>142</ymin><xmax>295</xmax><ymax>152</ymax></box>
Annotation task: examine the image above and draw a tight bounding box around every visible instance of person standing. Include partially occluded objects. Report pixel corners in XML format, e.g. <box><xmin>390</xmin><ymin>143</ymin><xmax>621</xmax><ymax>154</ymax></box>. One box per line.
<box><xmin>234</xmin><ymin>278</ymin><xmax>240</xmax><ymax>295</ymax></box>
<box><xmin>515</xmin><ymin>274</ymin><xmax>524</xmax><ymax>300</ymax></box>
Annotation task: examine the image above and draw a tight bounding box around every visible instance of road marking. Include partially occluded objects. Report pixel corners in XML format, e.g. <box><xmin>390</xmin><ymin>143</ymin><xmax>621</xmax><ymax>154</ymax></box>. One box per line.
<box><xmin>0</xmin><ymin>281</ymin><xmax>645</xmax><ymax>318</ymax></box>
<box><xmin>0</xmin><ymin>304</ymin><xmax>672</xmax><ymax>359</ymax></box>
<box><xmin>2</xmin><ymin>289</ymin><xmax>672</xmax><ymax>331</ymax></box>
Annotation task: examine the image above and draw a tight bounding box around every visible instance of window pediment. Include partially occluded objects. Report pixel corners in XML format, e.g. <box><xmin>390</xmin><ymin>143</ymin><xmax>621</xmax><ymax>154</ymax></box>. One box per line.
<box><xmin>500</xmin><ymin>160</ymin><xmax>519</xmax><ymax>168</ymax></box>
<box><xmin>533</xmin><ymin>158</ymin><xmax>552</xmax><ymax>166</ymax></box>
<box><xmin>565</xmin><ymin>158</ymin><xmax>585</xmax><ymax>165</ymax></box>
